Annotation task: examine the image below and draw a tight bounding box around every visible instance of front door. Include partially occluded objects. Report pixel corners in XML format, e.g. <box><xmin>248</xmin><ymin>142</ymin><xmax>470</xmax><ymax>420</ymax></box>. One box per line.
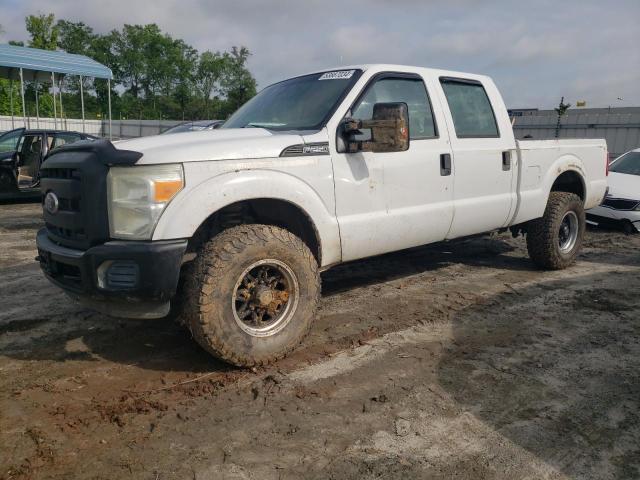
<box><xmin>332</xmin><ymin>73</ymin><xmax>454</xmax><ymax>262</ymax></box>
<box><xmin>17</xmin><ymin>133</ymin><xmax>44</xmax><ymax>189</ymax></box>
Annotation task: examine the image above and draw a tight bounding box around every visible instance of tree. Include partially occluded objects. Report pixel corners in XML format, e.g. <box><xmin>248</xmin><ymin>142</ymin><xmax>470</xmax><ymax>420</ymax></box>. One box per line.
<box><xmin>56</xmin><ymin>20</ymin><xmax>96</xmax><ymax>55</ymax></box>
<box><xmin>26</xmin><ymin>13</ymin><xmax>59</xmax><ymax>50</ymax></box>
<box><xmin>219</xmin><ymin>46</ymin><xmax>257</xmax><ymax>117</ymax></box>
<box><xmin>196</xmin><ymin>50</ymin><xmax>225</xmax><ymax>117</ymax></box>
<box><xmin>171</xmin><ymin>40</ymin><xmax>198</xmax><ymax>119</ymax></box>
<box><xmin>554</xmin><ymin>97</ymin><xmax>571</xmax><ymax>138</ymax></box>
<box><xmin>0</xmin><ymin>79</ymin><xmax>24</xmax><ymax>117</ymax></box>
<box><xmin>2</xmin><ymin>13</ymin><xmax>259</xmax><ymax>120</ymax></box>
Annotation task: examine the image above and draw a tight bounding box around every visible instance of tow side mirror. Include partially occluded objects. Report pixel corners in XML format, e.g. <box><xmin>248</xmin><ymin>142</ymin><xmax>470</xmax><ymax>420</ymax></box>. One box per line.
<box><xmin>343</xmin><ymin>102</ymin><xmax>410</xmax><ymax>153</ymax></box>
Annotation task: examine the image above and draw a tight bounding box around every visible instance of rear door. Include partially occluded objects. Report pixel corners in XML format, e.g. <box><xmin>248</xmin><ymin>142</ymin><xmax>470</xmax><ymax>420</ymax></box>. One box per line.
<box><xmin>437</xmin><ymin>77</ymin><xmax>516</xmax><ymax>238</ymax></box>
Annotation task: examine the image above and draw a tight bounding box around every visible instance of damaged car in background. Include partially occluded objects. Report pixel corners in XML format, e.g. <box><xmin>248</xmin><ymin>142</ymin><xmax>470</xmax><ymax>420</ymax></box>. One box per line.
<box><xmin>0</xmin><ymin>127</ymin><xmax>97</xmax><ymax>195</ymax></box>
<box><xmin>587</xmin><ymin>148</ymin><xmax>640</xmax><ymax>233</ymax></box>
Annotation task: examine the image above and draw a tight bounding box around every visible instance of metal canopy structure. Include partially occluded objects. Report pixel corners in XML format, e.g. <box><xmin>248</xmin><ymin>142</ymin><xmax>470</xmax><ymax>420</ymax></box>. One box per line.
<box><xmin>0</xmin><ymin>44</ymin><xmax>113</xmax><ymax>138</ymax></box>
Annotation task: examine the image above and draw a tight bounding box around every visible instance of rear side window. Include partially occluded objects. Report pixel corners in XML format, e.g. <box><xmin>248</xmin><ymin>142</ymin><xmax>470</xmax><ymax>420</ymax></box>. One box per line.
<box><xmin>440</xmin><ymin>78</ymin><xmax>499</xmax><ymax>138</ymax></box>
<box><xmin>51</xmin><ymin>133</ymin><xmax>82</xmax><ymax>150</ymax></box>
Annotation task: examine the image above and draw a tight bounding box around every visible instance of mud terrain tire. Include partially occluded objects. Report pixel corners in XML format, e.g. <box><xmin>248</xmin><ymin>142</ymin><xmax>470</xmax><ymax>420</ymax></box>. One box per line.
<box><xmin>526</xmin><ymin>192</ymin><xmax>585</xmax><ymax>270</ymax></box>
<box><xmin>182</xmin><ymin>224</ymin><xmax>320</xmax><ymax>367</ymax></box>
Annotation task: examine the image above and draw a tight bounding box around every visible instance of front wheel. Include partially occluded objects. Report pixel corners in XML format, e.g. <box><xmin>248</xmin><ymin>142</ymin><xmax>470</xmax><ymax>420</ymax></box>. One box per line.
<box><xmin>526</xmin><ymin>192</ymin><xmax>585</xmax><ymax>270</ymax></box>
<box><xmin>181</xmin><ymin>224</ymin><xmax>320</xmax><ymax>367</ymax></box>
<box><xmin>0</xmin><ymin>170</ymin><xmax>17</xmax><ymax>193</ymax></box>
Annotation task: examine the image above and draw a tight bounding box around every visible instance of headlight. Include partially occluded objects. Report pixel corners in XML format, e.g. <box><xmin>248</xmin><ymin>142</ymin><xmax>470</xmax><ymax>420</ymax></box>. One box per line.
<box><xmin>107</xmin><ymin>164</ymin><xmax>184</xmax><ymax>240</ymax></box>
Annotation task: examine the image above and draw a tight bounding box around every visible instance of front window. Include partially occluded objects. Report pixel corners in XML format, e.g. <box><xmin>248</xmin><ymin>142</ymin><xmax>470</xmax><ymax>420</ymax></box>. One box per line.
<box><xmin>0</xmin><ymin>128</ymin><xmax>25</xmax><ymax>153</ymax></box>
<box><xmin>223</xmin><ymin>70</ymin><xmax>363</xmax><ymax>131</ymax></box>
<box><xmin>610</xmin><ymin>151</ymin><xmax>640</xmax><ymax>176</ymax></box>
<box><xmin>351</xmin><ymin>76</ymin><xmax>438</xmax><ymax>141</ymax></box>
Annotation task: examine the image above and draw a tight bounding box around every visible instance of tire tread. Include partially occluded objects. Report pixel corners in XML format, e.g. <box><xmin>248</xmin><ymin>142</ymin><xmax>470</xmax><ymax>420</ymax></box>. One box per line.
<box><xmin>182</xmin><ymin>224</ymin><xmax>319</xmax><ymax>367</ymax></box>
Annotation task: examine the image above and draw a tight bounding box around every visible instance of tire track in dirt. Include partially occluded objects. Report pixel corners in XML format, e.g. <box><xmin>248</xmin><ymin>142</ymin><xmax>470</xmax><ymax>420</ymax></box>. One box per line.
<box><xmin>1</xmin><ymin>202</ymin><xmax>639</xmax><ymax>479</ymax></box>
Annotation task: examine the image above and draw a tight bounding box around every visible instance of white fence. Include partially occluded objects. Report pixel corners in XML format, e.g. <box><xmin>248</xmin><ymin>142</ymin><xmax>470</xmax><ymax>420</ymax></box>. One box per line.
<box><xmin>0</xmin><ymin>115</ymin><xmax>184</xmax><ymax>139</ymax></box>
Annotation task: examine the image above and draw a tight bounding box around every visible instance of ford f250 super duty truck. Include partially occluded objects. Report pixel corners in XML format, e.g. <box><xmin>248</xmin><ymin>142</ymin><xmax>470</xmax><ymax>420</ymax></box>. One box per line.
<box><xmin>36</xmin><ymin>64</ymin><xmax>608</xmax><ymax>366</ymax></box>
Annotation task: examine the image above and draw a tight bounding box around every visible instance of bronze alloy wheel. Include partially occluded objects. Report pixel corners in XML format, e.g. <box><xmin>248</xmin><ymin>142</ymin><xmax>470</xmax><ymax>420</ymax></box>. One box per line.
<box><xmin>231</xmin><ymin>259</ymin><xmax>300</xmax><ymax>337</ymax></box>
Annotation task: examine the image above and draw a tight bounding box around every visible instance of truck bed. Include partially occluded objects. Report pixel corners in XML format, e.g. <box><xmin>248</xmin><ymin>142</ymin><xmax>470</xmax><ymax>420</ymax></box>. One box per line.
<box><xmin>511</xmin><ymin>138</ymin><xmax>608</xmax><ymax>225</ymax></box>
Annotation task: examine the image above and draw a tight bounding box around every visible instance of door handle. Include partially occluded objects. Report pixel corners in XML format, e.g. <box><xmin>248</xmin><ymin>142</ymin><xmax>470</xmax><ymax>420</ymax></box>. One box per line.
<box><xmin>502</xmin><ymin>151</ymin><xmax>511</xmax><ymax>171</ymax></box>
<box><xmin>440</xmin><ymin>153</ymin><xmax>451</xmax><ymax>176</ymax></box>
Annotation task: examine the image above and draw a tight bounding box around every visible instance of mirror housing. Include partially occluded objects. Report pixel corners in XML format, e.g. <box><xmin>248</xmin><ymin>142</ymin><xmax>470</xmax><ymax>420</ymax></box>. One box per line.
<box><xmin>343</xmin><ymin>102</ymin><xmax>409</xmax><ymax>153</ymax></box>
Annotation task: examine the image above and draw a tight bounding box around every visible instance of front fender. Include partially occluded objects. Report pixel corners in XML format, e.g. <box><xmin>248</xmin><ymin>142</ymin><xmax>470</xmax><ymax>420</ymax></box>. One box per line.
<box><xmin>152</xmin><ymin>167</ymin><xmax>342</xmax><ymax>267</ymax></box>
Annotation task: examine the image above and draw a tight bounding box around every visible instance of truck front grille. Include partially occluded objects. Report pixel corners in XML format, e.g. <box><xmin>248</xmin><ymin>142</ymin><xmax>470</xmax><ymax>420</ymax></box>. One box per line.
<box><xmin>40</xmin><ymin>149</ymin><xmax>110</xmax><ymax>250</ymax></box>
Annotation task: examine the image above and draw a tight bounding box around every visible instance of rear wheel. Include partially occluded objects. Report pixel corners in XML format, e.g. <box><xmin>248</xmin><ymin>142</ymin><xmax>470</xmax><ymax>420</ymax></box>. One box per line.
<box><xmin>526</xmin><ymin>192</ymin><xmax>585</xmax><ymax>270</ymax></box>
<box><xmin>181</xmin><ymin>224</ymin><xmax>320</xmax><ymax>367</ymax></box>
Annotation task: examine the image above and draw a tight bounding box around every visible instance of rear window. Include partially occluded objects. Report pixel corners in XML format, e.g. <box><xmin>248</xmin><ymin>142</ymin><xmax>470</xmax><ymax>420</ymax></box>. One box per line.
<box><xmin>51</xmin><ymin>133</ymin><xmax>82</xmax><ymax>149</ymax></box>
<box><xmin>610</xmin><ymin>151</ymin><xmax>640</xmax><ymax>176</ymax></box>
<box><xmin>440</xmin><ymin>78</ymin><xmax>499</xmax><ymax>138</ymax></box>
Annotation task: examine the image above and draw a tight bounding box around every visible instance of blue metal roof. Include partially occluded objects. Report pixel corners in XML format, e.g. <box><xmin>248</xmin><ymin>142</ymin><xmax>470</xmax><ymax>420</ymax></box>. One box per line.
<box><xmin>0</xmin><ymin>44</ymin><xmax>113</xmax><ymax>81</ymax></box>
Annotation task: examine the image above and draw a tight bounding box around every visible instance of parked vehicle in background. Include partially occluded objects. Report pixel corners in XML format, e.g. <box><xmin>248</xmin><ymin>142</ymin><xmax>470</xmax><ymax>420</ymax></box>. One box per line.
<box><xmin>161</xmin><ymin>120</ymin><xmax>224</xmax><ymax>135</ymax></box>
<box><xmin>36</xmin><ymin>64</ymin><xmax>608</xmax><ymax>367</ymax></box>
<box><xmin>0</xmin><ymin>128</ymin><xmax>97</xmax><ymax>194</ymax></box>
<box><xmin>587</xmin><ymin>148</ymin><xmax>640</xmax><ymax>233</ymax></box>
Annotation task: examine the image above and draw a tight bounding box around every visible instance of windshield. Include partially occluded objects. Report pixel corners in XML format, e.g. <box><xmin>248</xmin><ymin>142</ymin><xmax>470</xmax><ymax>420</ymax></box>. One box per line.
<box><xmin>610</xmin><ymin>151</ymin><xmax>640</xmax><ymax>176</ymax></box>
<box><xmin>0</xmin><ymin>129</ymin><xmax>24</xmax><ymax>153</ymax></box>
<box><xmin>223</xmin><ymin>69</ymin><xmax>362</xmax><ymax>131</ymax></box>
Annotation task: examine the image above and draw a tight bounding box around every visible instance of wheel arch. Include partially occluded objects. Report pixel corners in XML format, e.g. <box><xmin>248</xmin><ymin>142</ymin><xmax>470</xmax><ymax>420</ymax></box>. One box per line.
<box><xmin>187</xmin><ymin>197</ymin><xmax>323</xmax><ymax>264</ymax></box>
<box><xmin>152</xmin><ymin>169</ymin><xmax>342</xmax><ymax>267</ymax></box>
<box><xmin>550</xmin><ymin>169</ymin><xmax>586</xmax><ymax>202</ymax></box>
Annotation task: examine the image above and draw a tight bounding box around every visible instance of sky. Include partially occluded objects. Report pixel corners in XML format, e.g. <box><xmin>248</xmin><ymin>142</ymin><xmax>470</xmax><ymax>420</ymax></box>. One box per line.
<box><xmin>0</xmin><ymin>0</ymin><xmax>638</xmax><ymax>109</ymax></box>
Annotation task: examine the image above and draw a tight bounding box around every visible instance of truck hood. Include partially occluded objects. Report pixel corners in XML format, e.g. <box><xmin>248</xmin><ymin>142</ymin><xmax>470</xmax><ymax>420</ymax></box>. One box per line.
<box><xmin>607</xmin><ymin>172</ymin><xmax>640</xmax><ymax>200</ymax></box>
<box><xmin>114</xmin><ymin>128</ymin><xmax>304</xmax><ymax>164</ymax></box>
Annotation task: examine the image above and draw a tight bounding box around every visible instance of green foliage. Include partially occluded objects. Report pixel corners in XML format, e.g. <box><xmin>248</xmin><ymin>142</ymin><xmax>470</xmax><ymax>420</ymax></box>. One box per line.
<box><xmin>1</xmin><ymin>14</ymin><xmax>258</xmax><ymax>121</ymax></box>
<box><xmin>0</xmin><ymin>79</ymin><xmax>23</xmax><ymax>115</ymax></box>
<box><xmin>56</xmin><ymin>20</ymin><xmax>96</xmax><ymax>56</ymax></box>
<box><xmin>26</xmin><ymin>13</ymin><xmax>59</xmax><ymax>50</ymax></box>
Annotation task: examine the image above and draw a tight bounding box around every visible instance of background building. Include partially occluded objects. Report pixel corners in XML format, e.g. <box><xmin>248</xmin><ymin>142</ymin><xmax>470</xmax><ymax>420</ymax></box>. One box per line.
<box><xmin>511</xmin><ymin>107</ymin><xmax>640</xmax><ymax>158</ymax></box>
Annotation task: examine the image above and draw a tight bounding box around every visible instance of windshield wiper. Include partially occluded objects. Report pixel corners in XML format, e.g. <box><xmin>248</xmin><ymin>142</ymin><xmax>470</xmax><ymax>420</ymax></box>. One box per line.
<box><xmin>243</xmin><ymin>122</ymin><xmax>286</xmax><ymax>129</ymax></box>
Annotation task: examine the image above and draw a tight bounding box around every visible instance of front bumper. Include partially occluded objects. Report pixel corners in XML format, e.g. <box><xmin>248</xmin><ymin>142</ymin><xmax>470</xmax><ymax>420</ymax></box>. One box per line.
<box><xmin>587</xmin><ymin>205</ymin><xmax>640</xmax><ymax>232</ymax></box>
<box><xmin>36</xmin><ymin>228</ymin><xmax>188</xmax><ymax>318</ymax></box>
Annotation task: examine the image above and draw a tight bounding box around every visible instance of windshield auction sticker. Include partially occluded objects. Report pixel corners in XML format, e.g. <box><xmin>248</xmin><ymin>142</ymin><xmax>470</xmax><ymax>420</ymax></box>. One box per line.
<box><xmin>319</xmin><ymin>70</ymin><xmax>355</xmax><ymax>80</ymax></box>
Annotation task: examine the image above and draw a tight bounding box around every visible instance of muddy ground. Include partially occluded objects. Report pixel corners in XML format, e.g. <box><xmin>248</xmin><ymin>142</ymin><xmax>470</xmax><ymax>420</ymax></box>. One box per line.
<box><xmin>1</xmin><ymin>201</ymin><xmax>639</xmax><ymax>480</ymax></box>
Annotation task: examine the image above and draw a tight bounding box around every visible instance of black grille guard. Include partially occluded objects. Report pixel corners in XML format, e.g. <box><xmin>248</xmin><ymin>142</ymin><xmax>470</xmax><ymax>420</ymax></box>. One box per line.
<box><xmin>40</xmin><ymin>140</ymin><xmax>143</xmax><ymax>250</ymax></box>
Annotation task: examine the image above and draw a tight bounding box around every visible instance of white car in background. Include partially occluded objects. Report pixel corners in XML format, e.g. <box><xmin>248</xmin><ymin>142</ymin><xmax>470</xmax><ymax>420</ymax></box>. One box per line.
<box><xmin>587</xmin><ymin>148</ymin><xmax>640</xmax><ymax>233</ymax></box>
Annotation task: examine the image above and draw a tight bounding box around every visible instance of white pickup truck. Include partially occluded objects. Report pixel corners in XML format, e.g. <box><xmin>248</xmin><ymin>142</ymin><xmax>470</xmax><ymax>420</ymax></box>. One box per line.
<box><xmin>36</xmin><ymin>64</ymin><xmax>608</xmax><ymax>366</ymax></box>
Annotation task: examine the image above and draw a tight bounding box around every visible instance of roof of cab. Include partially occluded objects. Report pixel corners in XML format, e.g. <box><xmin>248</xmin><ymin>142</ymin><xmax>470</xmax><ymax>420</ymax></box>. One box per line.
<box><xmin>303</xmin><ymin>64</ymin><xmax>491</xmax><ymax>81</ymax></box>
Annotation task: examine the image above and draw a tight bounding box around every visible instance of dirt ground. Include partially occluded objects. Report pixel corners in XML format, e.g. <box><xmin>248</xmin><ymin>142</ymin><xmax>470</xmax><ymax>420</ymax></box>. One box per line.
<box><xmin>1</xmin><ymin>201</ymin><xmax>639</xmax><ymax>480</ymax></box>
